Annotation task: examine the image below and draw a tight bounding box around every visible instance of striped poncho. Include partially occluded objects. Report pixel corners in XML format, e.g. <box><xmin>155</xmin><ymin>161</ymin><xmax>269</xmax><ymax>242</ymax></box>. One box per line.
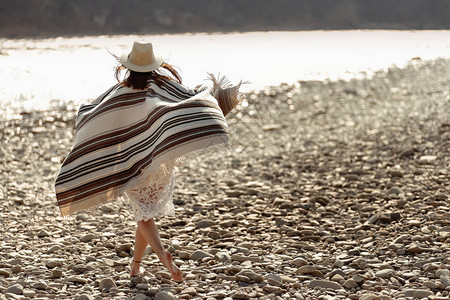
<box><xmin>55</xmin><ymin>76</ymin><xmax>242</xmax><ymax>216</ymax></box>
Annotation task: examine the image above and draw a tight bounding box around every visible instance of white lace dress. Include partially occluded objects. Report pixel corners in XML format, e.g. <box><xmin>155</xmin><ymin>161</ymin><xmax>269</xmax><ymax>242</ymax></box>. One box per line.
<box><xmin>124</xmin><ymin>161</ymin><xmax>176</xmax><ymax>222</ymax></box>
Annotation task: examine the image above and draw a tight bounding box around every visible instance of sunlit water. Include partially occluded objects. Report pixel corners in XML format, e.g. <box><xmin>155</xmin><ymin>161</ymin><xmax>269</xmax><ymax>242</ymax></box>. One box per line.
<box><xmin>1</xmin><ymin>30</ymin><xmax>450</xmax><ymax>114</ymax></box>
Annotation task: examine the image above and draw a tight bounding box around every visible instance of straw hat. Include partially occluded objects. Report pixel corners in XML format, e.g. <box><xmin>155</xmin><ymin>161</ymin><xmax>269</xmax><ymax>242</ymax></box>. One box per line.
<box><xmin>121</xmin><ymin>41</ymin><xmax>163</xmax><ymax>72</ymax></box>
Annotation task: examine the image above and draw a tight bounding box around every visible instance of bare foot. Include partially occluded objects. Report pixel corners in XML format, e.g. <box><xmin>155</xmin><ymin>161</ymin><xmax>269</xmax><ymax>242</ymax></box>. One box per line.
<box><xmin>130</xmin><ymin>259</ymin><xmax>140</xmax><ymax>277</ymax></box>
<box><xmin>160</xmin><ymin>251</ymin><xmax>182</xmax><ymax>281</ymax></box>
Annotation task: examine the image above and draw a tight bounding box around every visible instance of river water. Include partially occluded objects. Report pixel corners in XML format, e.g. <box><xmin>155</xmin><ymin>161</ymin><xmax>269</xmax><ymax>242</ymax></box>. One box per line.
<box><xmin>1</xmin><ymin>30</ymin><xmax>450</xmax><ymax>114</ymax></box>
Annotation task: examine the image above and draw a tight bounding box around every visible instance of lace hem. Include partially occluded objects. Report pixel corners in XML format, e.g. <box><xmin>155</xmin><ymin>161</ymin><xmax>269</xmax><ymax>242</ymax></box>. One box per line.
<box><xmin>122</xmin><ymin>161</ymin><xmax>176</xmax><ymax>222</ymax></box>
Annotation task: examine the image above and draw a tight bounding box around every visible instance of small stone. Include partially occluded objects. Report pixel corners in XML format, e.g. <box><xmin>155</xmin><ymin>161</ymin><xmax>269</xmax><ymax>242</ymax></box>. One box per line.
<box><xmin>66</xmin><ymin>276</ymin><xmax>87</xmax><ymax>284</ymax></box>
<box><xmin>308</xmin><ymin>279</ymin><xmax>342</xmax><ymax>290</ymax></box>
<box><xmin>11</xmin><ymin>265</ymin><xmax>22</xmax><ymax>273</ymax></box>
<box><xmin>178</xmin><ymin>251</ymin><xmax>190</xmax><ymax>259</ymax></box>
<box><xmin>215</xmin><ymin>252</ymin><xmax>231</xmax><ymax>262</ymax></box>
<box><xmin>197</xmin><ymin>219</ymin><xmax>215</xmax><ymax>228</ymax></box>
<box><xmin>440</xmin><ymin>275</ymin><xmax>450</xmax><ymax>287</ymax></box>
<box><xmin>52</xmin><ymin>269</ymin><xmax>63</xmax><ymax>278</ymax></box>
<box><xmin>297</xmin><ymin>265</ymin><xmax>323</xmax><ymax>277</ymax></box>
<box><xmin>136</xmin><ymin>283</ymin><xmax>148</xmax><ymax>290</ymax></box>
<box><xmin>47</xmin><ymin>245</ymin><xmax>62</xmax><ymax>254</ymax></box>
<box><xmin>419</xmin><ymin>155</ymin><xmax>437</xmax><ymax>164</ymax></box>
<box><xmin>75</xmin><ymin>294</ymin><xmax>94</xmax><ymax>300</ymax></box>
<box><xmin>99</xmin><ymin>278</ymin><xmax>116</xmax><ymax>290</ymax></box>
<box><xmin>331</xmin><ymin>274</ymin><xmax>345</xmax><ymax>282</ymax></box>
<box><xmin>387</xmin><ymin>186</ymin><xmax>403</xmax><ymax>195</ymax></box>
<box><xmin>154</xmin><ymin>290</ymin><xmax>176</xmax><ymax>300</ymax></box>
<box><xmin>80</xmin><ymin>233</ymin><xmax>96</xmax><ymax>242</ymax></box>
<box><xmin>190</xmin><ymin>250</ymin><xmax>213</xmax><ymax>261</ymax></box>
<box><xmin>246</xmin><ymin>272</ymin><xmax>264</xmax><ymax>282</ymax></box>
<box><xmin>72</xmin><ymin>264</ymin><xmax>88</xmax><ymax>274</ymax></box>
<box><xmin>359</xmin><ymin>293</ymin><xmax>380</xmax><ymax>300</ymax></box>
<box><xmin>6</xmin><ymin>283</ymin><xmax>23</xmax><ymax>295</ymax></box>
<box><xmin>436</xmin><ymin>269</ymin><xmax>449</xmax><ymax>277</ymax></box>
<box><xmin>292</xmin><ymin>257</ymin><xmax>308</xmax><ymax>267</ymax></box>
<box><xmin>343</xmin><ymin>278</ymin><xmax>358</xmax><ymax>289</ymax></box>
<box><xmin>133</xmin><ymin>294</ymin><xmax>147</xmax><ymax>300</ymax></box>
<box><xmin>23</xmin><ymin>290</ymin><xmax>37</xmax><ymax>297</ymax></box>
<box><xmin>32</xmin><ymin>282</ymin><xmax>47</xmax><ymax>290</ymax></box>
<box><xmin>46</xmin><ymin>260</ymin><xmax>61</xmax><ymax>269</ymax></box>
<box><xmin>181</xmin><ymin>287</ymin><xmax>197</xmax><ymax>295</ymax></box>
<box><xmin>115</xmin><ymin>243</ymin><xmax>132</xmax><ymax>252</ymax></box>
<box><xmin>0</xmin><ymin>269</ymin><xmax>11</xmax><ymax>277</ymax></box>
<box><xmin>155</xmin><ymin>271</ymin><xmax>171</xmax><ymax>279</ymax></box>
<box><xmin>76</xmin><ymin>213</ymin><xmax>90</xmax><ymax>221</ymax></box>
<box><xmin>375</xmin><ymin>269</ymin><xmax>394</xmax><ymax>278</ymax></box>
<box><xmin>400</xmin><ymin>289</ymin><xmax>433</xmax><ymax>298</ymax></box>
<box><xmin>263</xmin><ymin>285</ymin><xmax>282</xmax><ymax>293</ymax></box>
<box><xmin>37</xmin><ymin>230</ymin><xmax>49</xmax><ymax>237</ymax></box>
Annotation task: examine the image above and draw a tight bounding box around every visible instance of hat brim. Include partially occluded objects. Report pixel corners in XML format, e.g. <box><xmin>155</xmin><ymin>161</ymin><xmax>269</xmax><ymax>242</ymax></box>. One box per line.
<box><xmin>121</xmin><ymin>53</ymin><xmax>163</xmax><ymax>72</ymax></box>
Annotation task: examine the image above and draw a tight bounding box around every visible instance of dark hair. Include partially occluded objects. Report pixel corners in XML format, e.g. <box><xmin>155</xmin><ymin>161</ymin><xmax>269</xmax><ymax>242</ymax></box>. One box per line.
<box><xmin>114</xmin><ymin>61</ymin><xmax>182</xmax><ymax>90</ymax></box>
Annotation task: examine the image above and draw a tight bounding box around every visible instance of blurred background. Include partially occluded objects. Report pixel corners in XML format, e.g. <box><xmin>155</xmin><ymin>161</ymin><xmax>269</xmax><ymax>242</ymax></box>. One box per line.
<box><xmin>1</xmin><ymin>0</ymin><xmax>450</xmax><ymax>114</ymax></box>
<box><xmin>1</xmin><ymin>0</ymin><xmax>449</xmax><ymax>37</ymax></box>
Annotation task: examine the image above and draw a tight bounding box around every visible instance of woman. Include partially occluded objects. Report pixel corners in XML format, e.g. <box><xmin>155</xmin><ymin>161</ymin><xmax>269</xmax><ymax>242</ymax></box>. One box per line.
<box><xmin>54</xmin><ymin>41</ymin><xmax>243</xmax><ymax>281</ymax></box>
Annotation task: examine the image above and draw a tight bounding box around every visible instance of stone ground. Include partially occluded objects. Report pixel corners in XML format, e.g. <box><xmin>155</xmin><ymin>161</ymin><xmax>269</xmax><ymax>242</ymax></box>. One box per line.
<box><xmin>0</xmin><ymin>58</ymin><xmax>449</xmax><ymax>300</ymax></box>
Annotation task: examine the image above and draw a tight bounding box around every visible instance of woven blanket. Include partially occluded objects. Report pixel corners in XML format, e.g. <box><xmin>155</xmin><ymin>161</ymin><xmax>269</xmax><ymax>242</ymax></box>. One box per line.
<box><xmin>55</xmin><ymin>76</ymin><xmax>242</xmax><ymax>216</ymax></box>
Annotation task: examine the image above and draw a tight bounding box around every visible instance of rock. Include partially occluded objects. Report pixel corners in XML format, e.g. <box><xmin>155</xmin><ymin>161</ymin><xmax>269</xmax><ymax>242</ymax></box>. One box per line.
<box><xmin>47</xmin><ymin>245</ymin><xmax>62</xmax><ymax>254</ymax></box>
<box><xmin>308</xmin><ymin>279</ymin><xmax>343</xmax><ymax>290</ymax></box>
<box><xmin>293</xmin><ymin>257</ymin><xmax>308</xmax><ymax>267</ymax></box>
<box><xmin>0</xmin><ymin>269</ymin><xmax>11</xmax><ymax>277</ymax></box>
<box><xmin>436</xmin><ymin>269</ymin><xmax>449</xmax><ymax>277</ymax></box>
<box><xmin>75</xmin><ymin>294</ymin><xmax>94</xmax><ymax>300</ymax></box>
<box><xmin>190</xmin><ymin>250</ymin><xmax>213</xmax><ymax>261</ymax></box>
<box><xmin>31</xmin><ymin>282</ymin><xmax>47</xmax><ymax>290</ymax></box>
<box><xmin>181</xmin><ymin>287</ymin><xmax>197</xmax><ymax>296</ymax></box>
<box><xmin>331</xmin><ymin>274</ymin><xmax>345</xmax><ymax>282</ymax></box>
<box><xmin>343</xmin><ymin>278</ymin><xmax>358</xmax><ymax>289</ymax></box>
<box><xmin>76</xmin><ymin>213</ymin><xmax>90</xmax><ymax>221</ymax></box>
<box><xmin>115</xmin><ymin>243</ymin><xmax>132</xmax><ymax>252</ymax></box>
<box><xmin>375</xmin><ymin>269</ymin><xmax>394</xmax><ymax>278</ymax></box>
<box><xmin>359</xmin><ymin>293</ymin><xmax>381</xmax><ymax>300</ymax></box>
<box><xmin>65</xmin><ymin>277</ymin><xmax>88</xmax><ymax>284</ymax></box>
<box><xmin>80</xmin><ymin>233</ymin><xmax>96</xmax><ymax>242</ymax></box>
<box><xmin>178</xmin><ymin>251</ymin><xmax>190</xmax><ymax>260</ymax></box>
<box><xmin>263</xmin><ymin>285</ymin><xmax>282</xmax><ymax>293</ymax></box>
<box><xmin>136</xmin><ymin>283</ymin><xmax>149</xmax><ymax>290</ymax></box>
<box><xmin>23</xmin><ymin>290</ymin><xmax>37</xmax><ymax>297</ymax></box>
<box><xmin>133</xmin><ymin>294</ymin><xmax>147</xmax><ymax>300</ymax></box>
<box><xmin>419</xmin><ymin>155</ymin><xmax>437</xmax><ymax>164</ymax></box>
<box><xmin>52</xmin><ymin>269</ymin><xmax>63</xmax><ymax>278</ymax></box>
<box><xmin>11</xmin><ymin>265</ymin><xmax>21</xmax><ymax>273</ymax></box>
<box><xmin>197</xmin><ymin>219</ymin><xmax>215</xmax><ymax>228</ymax></box>
<box><xmin>37</xmin><ymin>230</ymin><xmax>49</xmax><ymax>237</ymax></box>
<box><xmin>6</xmin><ymin>283</ymin><xmax>23</xmax><ymax>295</ymax></box>
<box><xmin>154</xmin><ymin>290</ymin><xmax>176</xmax><ymax>300</ymax></box>
<box><xmin>99</xmin><ymin>278</ymin><xmax>116</xmax><ymax>290</ymax></box>
<box><xmin>399</xmin><ymin>289</ymin><xmax>433</xmax><ymax>298</ymax></box>
<box><xmin>215</xmin><ymin>251</ymin><xmax>231</xmax><ymax>262</ymax></box>
<box><xmin>72</xmin><ymin>264</ymin><xmax>88</xmax><ymax>274</ymax></box>
<box><xmin>440</xmin><ymin>275</ymin><xmax>450</xmax><ymax>287</ymax></box>
<box><xmin>386</xmin><ymin>186</ymin><xmax>403</xmax><ymax>195</ymax></box>
<box><xmin>366</xmin><ymin>213</ymin><xmax>392</xmax><ymax>224</ymax></box>
<box><xmin>155</xmin><ymin>271</ymin><xmax>171</xmax><ymax>279</ymax></box>
<box><xmin>297</xmin><ymin>265</ymin><xmax>323</xmax><ymax>277</ymax></box>
<box><xmin>46</xmin><ymin>260</ymin><xmax>61</xmax><ymax>269</ymax></box>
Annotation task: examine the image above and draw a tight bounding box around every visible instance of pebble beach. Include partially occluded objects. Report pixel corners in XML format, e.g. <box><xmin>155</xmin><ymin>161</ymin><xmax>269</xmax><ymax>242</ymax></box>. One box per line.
<box><xmin>0</xmin><ymin>58</ymin><xmax>449</xmax><ymax>299</ymax></box>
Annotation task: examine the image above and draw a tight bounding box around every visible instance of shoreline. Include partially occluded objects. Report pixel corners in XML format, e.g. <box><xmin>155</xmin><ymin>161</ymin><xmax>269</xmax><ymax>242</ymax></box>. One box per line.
<box><xmin>0</xmin><ymin>58</ymin><xmax>449</xmax><ymax>299</ymax></box>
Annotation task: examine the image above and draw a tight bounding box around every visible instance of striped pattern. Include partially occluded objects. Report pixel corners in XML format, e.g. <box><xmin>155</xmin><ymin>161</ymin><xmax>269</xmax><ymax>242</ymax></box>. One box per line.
<box><xmin>55</xmin><ymin>78</ymin><xmax>238</xmax><ymax>216</ymax></box>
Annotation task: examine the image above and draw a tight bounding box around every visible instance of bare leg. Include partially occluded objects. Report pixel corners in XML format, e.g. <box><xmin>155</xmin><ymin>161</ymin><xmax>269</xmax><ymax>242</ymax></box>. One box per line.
<box><xmin>137</xmin><ymin>219</ymin><xmax>182</xmax><ymax>281</ymax></box>
<box><xmin>130</xmin><ymin>227</ymin><xmax>147</xmax><ymax>276</ymax></box>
